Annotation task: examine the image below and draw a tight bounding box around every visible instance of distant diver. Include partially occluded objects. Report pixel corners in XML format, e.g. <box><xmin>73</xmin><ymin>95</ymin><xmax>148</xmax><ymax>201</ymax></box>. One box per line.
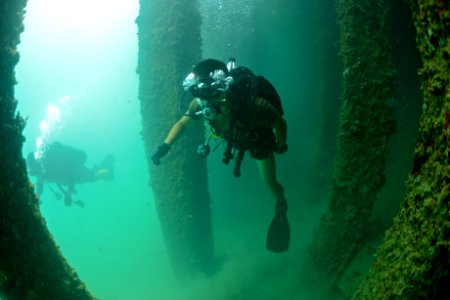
<box><xmin>151</xmin><ymin>58</ymin><xmax>290</xmax><ymax>253</ymax></box>
<box><xmin>27</xmin><ymin>141</ymin><xmax>115</xmax><ymax>207</ymax></box>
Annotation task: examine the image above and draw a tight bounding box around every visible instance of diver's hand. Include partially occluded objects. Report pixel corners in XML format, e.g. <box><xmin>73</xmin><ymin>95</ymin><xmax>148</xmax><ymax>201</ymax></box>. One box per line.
<box><xmin>274</xmin><ymin>143</ymin><xmax>288</xmax><ymax>154</ymax></box>
<box><xmin>151</xmin><ymin>143</ymin><xmax>171</xmax><ymax>165</ymax></box>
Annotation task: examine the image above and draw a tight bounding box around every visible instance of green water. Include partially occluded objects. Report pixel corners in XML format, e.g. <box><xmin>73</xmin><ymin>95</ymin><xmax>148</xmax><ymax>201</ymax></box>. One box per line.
<box><xmin>16</xmin><ymin>0</ymin><xmax>330</xmax><ymax>299</ymax></box>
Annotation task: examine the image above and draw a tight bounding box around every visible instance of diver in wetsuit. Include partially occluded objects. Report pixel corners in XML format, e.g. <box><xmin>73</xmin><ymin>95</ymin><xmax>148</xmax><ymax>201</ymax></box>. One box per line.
<box><xmin>151</xmin><ymin>59</ymin><xmax>290</xmax><ymax>253</ymax></box>
<box><xmin>27</xmin><ymin>141</ymin><xmax>115</xmax><ymax>207</ymax></box>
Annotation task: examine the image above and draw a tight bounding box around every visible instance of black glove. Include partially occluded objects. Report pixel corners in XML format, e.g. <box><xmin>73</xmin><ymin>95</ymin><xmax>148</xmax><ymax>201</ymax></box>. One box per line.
<box><xmin>274</xmin><ymin>143</ymin><xmax>288</xmax><ymax>154</ymax></box>
<box><xmin>151</xmin><ymin>143</ymin><xmax>171</xmax><ymax>165</ymax></box>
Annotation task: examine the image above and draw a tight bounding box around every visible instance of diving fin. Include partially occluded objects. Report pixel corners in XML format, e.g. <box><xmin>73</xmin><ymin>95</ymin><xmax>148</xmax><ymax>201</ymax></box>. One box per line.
<box><xmin>73</xmin><ymin>200</ymin><xmax>85</xmax><ymax>208</ymax></box>
<box><xmin>94</xmin><ymin>154</ymin><xmax>116</xmax><ymax>181</ymax></box>
<box><xmin>266</xmin><ymin>201</ymin><xmax>290</xmax><ymax>253</ymax></box>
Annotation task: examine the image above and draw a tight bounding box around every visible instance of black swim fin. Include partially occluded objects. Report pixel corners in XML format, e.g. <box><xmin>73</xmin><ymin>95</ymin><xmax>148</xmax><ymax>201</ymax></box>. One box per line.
<box><xmin>266</xmin><ymin>201</ymin><xmax>290</xmax><ymax>253</ymax></box>
<box><xmin>94</xmin><ymin>154</ymin><xmax>116</xmax><ymax>181</ymax></box>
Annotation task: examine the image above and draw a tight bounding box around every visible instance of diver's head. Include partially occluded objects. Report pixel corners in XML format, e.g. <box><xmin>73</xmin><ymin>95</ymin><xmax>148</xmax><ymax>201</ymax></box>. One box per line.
<box><xmin>183</xmin><ymin>59</ymin><xmax>234</xmax><ymax>100</ymax></box>
<box><xmin>192</xmin><ymin>59</ymin><xmax>228</xmax><ymax>78</ymax></box>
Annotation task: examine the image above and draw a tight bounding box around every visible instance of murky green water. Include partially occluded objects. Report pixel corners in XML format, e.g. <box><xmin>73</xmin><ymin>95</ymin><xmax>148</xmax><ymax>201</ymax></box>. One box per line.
<box><xmin>16</xmin><ymin>0</ymin><xmax>329</xmax><ymax>299</ymax></box>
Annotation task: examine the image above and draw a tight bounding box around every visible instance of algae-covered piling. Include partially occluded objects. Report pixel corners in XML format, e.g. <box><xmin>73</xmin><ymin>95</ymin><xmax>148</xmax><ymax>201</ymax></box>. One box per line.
<box><xmin>136</xmin><ymin>0</ymin><xmax>217</xmax><ymax>279</ymax></box>
<box><xmin>352</xmin><ymin>1</ymin><xmax>450</xmax><ymax>298</ymax></box>
<box><xmin>309</xmin><ymin>0</ymin><xmax>396</xmax><ymax>277</ymax></box>
<box><xmin>0</xmin><ymin>1</ymin><xmax>95</xmax><ymax>298</ymax></box>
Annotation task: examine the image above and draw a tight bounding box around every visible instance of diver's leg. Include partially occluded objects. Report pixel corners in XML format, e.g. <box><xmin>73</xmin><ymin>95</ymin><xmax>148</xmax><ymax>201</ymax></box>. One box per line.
<box><xmin>57</xmin><ymin>183</ymin><xmax>74</xmax><ymax>206</ymax></box>
<box><xmin>256</xmin><ymin>153</ymin><xmax>286</xmax><ymax>205</ymax></box>
<box><xmin>257</xmin><ymin>152</ymin><xmax>290</xmax><ymax>253</ymax></box>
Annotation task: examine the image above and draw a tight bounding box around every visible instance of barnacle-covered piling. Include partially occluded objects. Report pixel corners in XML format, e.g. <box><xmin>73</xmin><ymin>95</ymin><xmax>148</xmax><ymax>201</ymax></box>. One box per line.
<box><xmin>309</xmin><ymin>0</ymin><xmax>396</xmax><ymax>276</ymax></box>
<box><xmin>0</xmin><ymin>1</ymin><xmax>95</xmax><ymax>299</ymax></box>
<box><xmin>136</xmin><ymin>0</ymin><xmax>217</xmax><ymax>279</ymax></box>
<box><xmin>353</xmin><ymin>0</ymin><xmax>450</xmax><ymax>298</ymax></box>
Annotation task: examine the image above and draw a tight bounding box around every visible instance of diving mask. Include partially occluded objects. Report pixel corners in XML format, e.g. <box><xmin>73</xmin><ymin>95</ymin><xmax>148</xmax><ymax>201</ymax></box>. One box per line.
<box><xmin>183</xmin><ymin>69</ymin><xmax>234</xmax><ymax>100</ymax></box>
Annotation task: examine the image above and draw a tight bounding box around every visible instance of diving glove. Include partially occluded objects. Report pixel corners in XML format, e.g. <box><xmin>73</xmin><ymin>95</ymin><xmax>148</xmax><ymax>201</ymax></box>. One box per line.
<box><xmin>151</xmin><ymin>143</ymin><xmax>171</xmax><ymax>165</ymax></box>
<box><xmin>274</xmin><ymin>143</ymin><xmax>288</xmax><ymax>154</ymax></box>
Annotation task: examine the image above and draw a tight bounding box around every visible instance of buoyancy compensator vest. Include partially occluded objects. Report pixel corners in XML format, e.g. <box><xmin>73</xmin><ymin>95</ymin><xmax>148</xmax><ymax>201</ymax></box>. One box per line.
<box><xmin>221</xmin><ymin>62</ymin><xmax>283</xmax><ymax>177</ymax></box>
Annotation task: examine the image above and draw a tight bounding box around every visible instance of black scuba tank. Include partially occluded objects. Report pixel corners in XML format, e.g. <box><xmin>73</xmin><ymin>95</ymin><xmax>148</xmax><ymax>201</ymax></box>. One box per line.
<box><xmin>227</xmin><ymin>67</ymin><xmax>283</xmax><ymax>116</ymax></box>
<box><xmin>227</xmin><ymin>66</ymin><xmax>257</xmax><ymax>113</ymax></box>
<box><xmin>255</xmin><ymin>75</ymin><xmax>283</xmax><ymax>115</ymax></box>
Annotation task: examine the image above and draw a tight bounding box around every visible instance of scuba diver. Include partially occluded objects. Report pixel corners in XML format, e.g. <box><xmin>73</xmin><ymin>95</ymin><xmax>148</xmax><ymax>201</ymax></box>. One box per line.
<box><xmin>27</xmin><ymin>141</ymin><xmax>115</xmax><ymax>207</ymax></box>
<box><xmin>151</xmin><ymin>58</ymin><xmax>290</xmax><ymax>253</ymax></box>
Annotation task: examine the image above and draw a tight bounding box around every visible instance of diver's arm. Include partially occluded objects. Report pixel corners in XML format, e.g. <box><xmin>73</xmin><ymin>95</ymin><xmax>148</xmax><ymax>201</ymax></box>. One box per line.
<box><xmin>256</xmin><ymin>97</ymin><xmax>287</xmax><ymax>148</ymax></box>
<box><xmin>152</xmin><ymin>114</ymin><xmax>195</xmax><ymax>165</ymax></box>
<box><xmin>164</xmin><ymin>115</ymin><xmax>193</xmax><ymax>146</ymax></box>
<box><xmin>36</xmin><ymin>179</ymin><xmax>44</xmax><ymax>196</ymax></box>
<box><xmin>273</xmin><ymin>116</ymin><xmax>287</xmax><ymax>147</ymax></box>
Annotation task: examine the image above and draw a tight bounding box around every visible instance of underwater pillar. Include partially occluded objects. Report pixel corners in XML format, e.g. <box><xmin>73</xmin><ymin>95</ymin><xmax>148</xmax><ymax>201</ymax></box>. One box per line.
<box><xmin>308</xmin><ymin>0</ymin><xmax>396</xmax><ymax>276</ymax></box>
<box><xmin>310</xmin><ymin>0</ymin><xmax>342</xmax><ymax>195</ymax></box>
<box><xmin>136</xmin><ymin>0</ymin><xmax>217</xmax><ymax>279</ymax></box>
<box><xmin>352</xmin><ymin>1</ymin><xmax>450</xmax><ymax>298</ymax></box>
<box><xmin>0</xmin><ymin>1</ymin><xmax>95</xmax><ymax>299</ymax></box>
